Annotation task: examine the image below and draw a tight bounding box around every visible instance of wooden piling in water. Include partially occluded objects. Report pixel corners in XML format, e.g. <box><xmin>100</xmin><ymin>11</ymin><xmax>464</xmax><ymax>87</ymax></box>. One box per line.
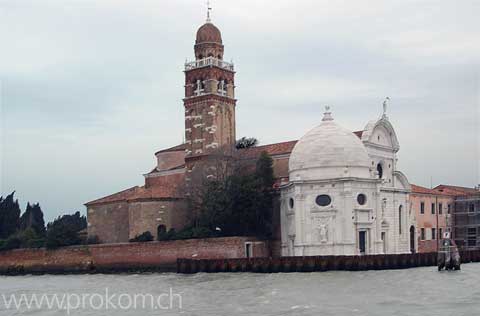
<box><xmin>177</xmin><ymin>250</ymin><xmax>480</xmax><ymax>274</ymax></box>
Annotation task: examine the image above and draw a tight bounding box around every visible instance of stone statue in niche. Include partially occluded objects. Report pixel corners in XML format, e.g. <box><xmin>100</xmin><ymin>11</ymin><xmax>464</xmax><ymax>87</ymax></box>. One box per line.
<box><xmin>313</xmin><ymin>217</ymin><xmax>329</xmax><ymax>243</ymax></box>
<box><xmin>318</xmin><ymin>223</ymin><xmax>328</xmax><ymax>242</ymax></box>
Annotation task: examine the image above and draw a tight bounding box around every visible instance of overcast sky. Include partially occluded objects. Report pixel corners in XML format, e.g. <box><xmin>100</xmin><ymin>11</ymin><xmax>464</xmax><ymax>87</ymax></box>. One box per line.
<box><xmin>1</xmin><ymin>0</ymin><xmax>479</xmax><ymax>221</ymax></box>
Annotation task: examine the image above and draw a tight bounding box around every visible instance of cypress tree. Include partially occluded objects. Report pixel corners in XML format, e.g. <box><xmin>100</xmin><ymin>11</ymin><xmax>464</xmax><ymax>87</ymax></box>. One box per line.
<box><xmin>0</xmin><ymin>192</ymin><xmax>21</xmax><ymax>239</ymax></box>
<box><xmin>20</xmin><ymin>202</ymin><xmax>46</xmax><ymax>237</ymax></box>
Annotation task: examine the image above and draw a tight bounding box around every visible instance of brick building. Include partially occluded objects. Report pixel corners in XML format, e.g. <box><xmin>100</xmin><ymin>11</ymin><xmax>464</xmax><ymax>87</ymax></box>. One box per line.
<box><xmin>85</xmin><ymin>19</ymin><xmax>299</xmax><ymax>243</ymax></box>
<box><xmin>409</xmin><ymin>185</ymin><xmax>455</xmax><ymax>253</ymax></box>
<box><xmin>409</xmin><ymin>184</ymin><xmax>479</xmax><ymax>253</ymax></box>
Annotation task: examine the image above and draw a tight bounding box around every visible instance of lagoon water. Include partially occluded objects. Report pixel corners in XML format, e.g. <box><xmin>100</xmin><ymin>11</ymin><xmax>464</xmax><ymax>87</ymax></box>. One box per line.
<box><xmin>1</xmin><ymin>263</ymin><xmax>479</xmax><ymax>316</ymax></box>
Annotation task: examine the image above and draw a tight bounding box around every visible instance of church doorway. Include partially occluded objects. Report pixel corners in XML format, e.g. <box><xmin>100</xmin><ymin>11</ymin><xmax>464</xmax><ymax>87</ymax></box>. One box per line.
<box><xmin>359</xmin><ymin>231</ymin><xmax>367</xmax><ymax>255</ymax></box>
<box><xmin>410</xmin><ymin>226</ymin><xmax>416</xmax><ymax>253</ymax></box>
<box><xmin>157</xmin><ymin>225</ymin><xmax>166</xmax><ymax>239</ymax></box>
<box><xmin>381</xmin><ymin>232</ymin><xmax>387</xmax><ymax>253</ymax></box>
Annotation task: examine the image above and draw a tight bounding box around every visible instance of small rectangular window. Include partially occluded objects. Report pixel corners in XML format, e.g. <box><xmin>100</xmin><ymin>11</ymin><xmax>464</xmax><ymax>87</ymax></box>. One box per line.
<box><xmin>439</xmin><ymin>228</ymin><xmax>443</xmax><ymax>239</ymax></box>
<box><xmin>432</xmin><ymin>228</ymin><xmax>436</xmax><ymax>240</ymax></box>
<box><xmin>431</xmin><ymin>203</ymin><xmax>435</xmax><ymax>214</ymax></box>
<box><xmin>420</xmin><ymin>202</ymin><xmax>425</xmax><ymax>214</ymax></box>
<box><xmin>467</xmin><ymin>228</ymin><xmax>477</xmax><ymax>247</ymax></box>
<box><xmin>469</xmin><ymin>204</ymin><xmax>475</xmax><ymax>213</ymax></box>
<box><xmin>447</xmin><ymin>204</ymin><xmax>451</xmax><ymax>214</ymax></box>
<box><xmin>421</xmin><ymin>228</ymin><xmax>425</xmax><ymax>240</ymax></box>
<box><xmin>439</xmin><ymin>203</ymin><xmax>443</xmax><ymax>215</ymax></box>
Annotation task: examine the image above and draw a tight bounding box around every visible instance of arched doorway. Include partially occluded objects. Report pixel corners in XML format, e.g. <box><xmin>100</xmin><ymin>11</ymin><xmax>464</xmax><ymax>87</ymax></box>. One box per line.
<box><xmin>157</xmin><ymin>225</ymin><xmax>167</xmax><ymax>240</ymax></box>
<box><xmin>410</xmin><ymin>226</ymin><xmax>416</xmax><ymax>253</ymax></box>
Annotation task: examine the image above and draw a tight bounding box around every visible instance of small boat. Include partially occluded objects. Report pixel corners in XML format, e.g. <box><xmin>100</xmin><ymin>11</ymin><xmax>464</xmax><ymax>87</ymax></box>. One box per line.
<box><xmin>437</xmin><ymin>234</ymin><xmax>461</xmax><ymax>271</ymax></box>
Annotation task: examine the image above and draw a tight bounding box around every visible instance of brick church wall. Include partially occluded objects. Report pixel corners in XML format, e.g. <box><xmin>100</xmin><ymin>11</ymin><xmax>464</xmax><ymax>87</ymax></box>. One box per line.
<box><xmin>87</xmin><ymin>202</ymin><xmax>130</xmax><ymax>244</ymax></box>
<box><xmin>128</xmin><ymin>200</ymin><xmax>188</xmax><ymax>240</ymax></box>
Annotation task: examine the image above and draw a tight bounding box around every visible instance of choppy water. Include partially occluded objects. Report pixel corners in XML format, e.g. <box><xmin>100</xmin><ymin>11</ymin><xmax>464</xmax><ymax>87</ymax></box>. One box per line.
<box><xmin>1</xmin><ymin>263</ymin><xmax>479</xmax><ymax>316</ymax></box>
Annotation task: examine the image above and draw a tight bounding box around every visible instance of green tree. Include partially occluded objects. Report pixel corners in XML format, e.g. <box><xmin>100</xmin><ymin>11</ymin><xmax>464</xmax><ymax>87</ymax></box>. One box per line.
<box><xmin>254</xmin><ymin>151</ymin><xmax>275</xmax><ymax>237</ymax></box>
<box><xmin>235</xmin><ymin>137</ymin><xmax>258</xmax><ymax>149</ymax></box>
<box><xmin>45</xmin><ymin>211</ymin><xmax>87</xmax><ymax>249</ymax></box>
<box><xmin>0</xmin><ymin>192</ymin><xmax>21</xmax><ymax>239</ymax></box>
<box><xmin>20</xmin><ymin>203</ymin><xmax>46</xmax><ymax>237</ymax></box>
<box><xmin>194</xmin><ymin>151</ymin><xmax>275</xmax><ymax>238</ymax></box>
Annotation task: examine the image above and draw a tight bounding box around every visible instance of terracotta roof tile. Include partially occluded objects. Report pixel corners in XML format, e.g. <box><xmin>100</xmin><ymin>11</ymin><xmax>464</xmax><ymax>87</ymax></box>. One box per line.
<box><xmin>411</xmin><ymin>184</ymin><xmax>457</xmax><ymax>196</ymax></box>
<box><xmin>154</xmin><ymin>143</ymin><xmax>186</xmax><ymax>155</ymax></box>
<box><xmin>85</xmin><ymin>173</ymin><xmax>185</xmax><ymax>206</ymax></box>
<box><xmin>239</xmin><ymin>140</ymin><xmax>298</xmax><ymax>159</ymax></box>
<box><xmin>434</xmin><ymin>185</ymin><xmax>478</xmax><ymax>196</ymax></box>
<box><xmin>85</xmin><ymin>186</ymin><xmax>139</xmax><ymax>206</ymax></box>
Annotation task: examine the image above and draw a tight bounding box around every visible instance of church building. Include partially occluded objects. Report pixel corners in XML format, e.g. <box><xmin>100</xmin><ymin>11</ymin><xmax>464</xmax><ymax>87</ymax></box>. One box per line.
<box><xmin>281</xmin><ymin>107</ymin><xmax>414</xmax><ymax>256</ymax></box>
<box><xmin>85</xmin><ymin>17</ymin><xmax>415</xmax><ymax>255</ymax></box>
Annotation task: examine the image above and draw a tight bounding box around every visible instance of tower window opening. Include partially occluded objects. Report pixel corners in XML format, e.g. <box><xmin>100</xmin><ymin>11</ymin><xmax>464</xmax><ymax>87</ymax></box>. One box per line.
<box><xmin>217</xmin><ymin>79</ymin><xmax>226</xmax><ymax>96</ymax></box>
<box><xmin>194</xmin><ymin>79</ymin><xmax>205</xmax><ymax>96</ymax></box>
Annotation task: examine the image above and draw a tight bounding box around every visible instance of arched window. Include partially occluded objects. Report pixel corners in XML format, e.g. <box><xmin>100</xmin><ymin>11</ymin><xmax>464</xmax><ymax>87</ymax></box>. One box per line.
<box><xmin>399</xmin><ymin>205</ymin><xmax>403</xmax><ymax>235</ymax></box>
<box><xmin>377</xmin><ymin>163</ymin><xmax>383</xmax><ymax>179</ymax></box>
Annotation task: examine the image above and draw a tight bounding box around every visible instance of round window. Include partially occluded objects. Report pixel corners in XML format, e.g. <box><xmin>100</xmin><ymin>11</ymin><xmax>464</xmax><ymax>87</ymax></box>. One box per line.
<box><xmin>316</xmin><ymin>195</ymin><xmax>331</xmax><ymax>207</ymax></box>
<box><xmin>357</xmin><ymin>194</ymin><xmax>367</xmax><ymax>205</ymax></box>
<box><xmin>289</xmin><ymin>198</ymin><xmax>294</xmax><ymax>209</ymax></box>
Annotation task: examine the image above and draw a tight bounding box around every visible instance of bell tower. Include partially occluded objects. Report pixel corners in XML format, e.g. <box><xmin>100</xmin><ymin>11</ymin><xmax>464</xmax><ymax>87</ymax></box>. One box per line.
<box><xmin>183</xmin><ymin>18</ymin><xmax>236</xmax><ymax>178</ymax></box>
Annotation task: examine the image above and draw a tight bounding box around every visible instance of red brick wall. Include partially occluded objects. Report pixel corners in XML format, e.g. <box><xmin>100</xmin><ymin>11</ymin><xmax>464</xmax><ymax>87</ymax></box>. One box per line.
<box><xmin>418</xmin><ymin>240</ymin><xmax>439</xmax><ymax>253</ymax></box>
<box><xmin>0</xmin><ymin>237</ymin><xmax>268</xmax><ymax>274</ymax></box>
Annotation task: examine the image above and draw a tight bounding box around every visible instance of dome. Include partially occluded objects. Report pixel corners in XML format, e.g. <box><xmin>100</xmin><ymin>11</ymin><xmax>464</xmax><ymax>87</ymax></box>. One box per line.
<box><xmin>289</xmin><ymin>109</ymin><xmax>371</xmax><ymax>180</ymax></box>
<box><xmin>196</xmin><ymin>22</ymin><xmax>222</xmax><ymax>44</ymax></box>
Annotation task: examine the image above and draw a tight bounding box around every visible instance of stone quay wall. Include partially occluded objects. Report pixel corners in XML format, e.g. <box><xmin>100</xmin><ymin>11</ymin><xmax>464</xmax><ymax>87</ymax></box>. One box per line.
<box><xmin>177</xmin><ymin>250</ymin><xmax>480</xmax><ymax>274</ymax></box>
<box><xmin>0</xmin><ymin>237</ymin><xmax>267</xmax><ymax>275</ymax></box>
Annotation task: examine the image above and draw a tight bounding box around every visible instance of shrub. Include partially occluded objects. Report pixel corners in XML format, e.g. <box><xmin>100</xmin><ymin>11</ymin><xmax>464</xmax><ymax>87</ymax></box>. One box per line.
<box><xmin>157</xmin><ymin>228</ymin><xmax>176</xmax><ymax>241</ymax></box>
<box><xmin>86</xmin><ymin>235</ymin><xmax>99</xmax><ymax>245</ymax></box>
<box><xmin>1</xmin><ymin>235</ymin><xmax>22</xmax><ymax>251</ymax></box>
<box><xmin>173</xmin><ymin>226</ymin><xmax>216</xmax><ymax>240</ymax></box>
<box><xmin>129</xmin><ymin>231</ymin><xmax>154</xmax><ymax>242</ymax></box>
<box><xmin>0</xmin><ymin>229</ymin><xmax>46</xmax><ymax>251</ymax></box>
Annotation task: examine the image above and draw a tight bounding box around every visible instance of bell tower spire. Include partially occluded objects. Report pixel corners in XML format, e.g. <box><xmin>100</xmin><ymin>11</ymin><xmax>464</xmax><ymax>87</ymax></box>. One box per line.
<box><xmin>206</xmin><ymin>0</ymin><xmax>212</xmax><ymax>23</ymax></box>
<box><xmin>183</xmin><ymin>19</ymin><xmax>237</xmax><ymax>182</ymax></box>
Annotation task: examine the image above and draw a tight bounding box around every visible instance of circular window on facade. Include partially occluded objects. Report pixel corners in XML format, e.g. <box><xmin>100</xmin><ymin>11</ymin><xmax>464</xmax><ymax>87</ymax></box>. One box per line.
<box><xmin>357</xmin><ymin>194</ymin><xmax>367</xmax><ymax>205</ymax></box>
<box><xmin>289</xmin><ymin>198</ymin><xmax>294</xmax><ymax>209</ymax></box>
<box><xmin>316</xmin><ymin>195</ymin><xmax>331</xmax><ymax>207</ymax></box>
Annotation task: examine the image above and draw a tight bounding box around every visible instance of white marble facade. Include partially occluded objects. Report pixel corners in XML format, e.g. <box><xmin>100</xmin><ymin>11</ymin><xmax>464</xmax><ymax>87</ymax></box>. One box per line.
<box><xmin>280</xmin><ymin>106</ymin><xmax>414</xmax><ymax>256</ymax></box>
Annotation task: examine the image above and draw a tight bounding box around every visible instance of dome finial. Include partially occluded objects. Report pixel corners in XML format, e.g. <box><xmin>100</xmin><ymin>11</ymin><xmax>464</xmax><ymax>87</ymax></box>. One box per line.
<box><xmin>322</xmin><ymin>105</ymin><xmax>334</xmax><ymax>121</ymax></box>
<box><xmin>206</xmin><ymin>0</ymin><xmax>212</xmax><ymax>23</ymax></box>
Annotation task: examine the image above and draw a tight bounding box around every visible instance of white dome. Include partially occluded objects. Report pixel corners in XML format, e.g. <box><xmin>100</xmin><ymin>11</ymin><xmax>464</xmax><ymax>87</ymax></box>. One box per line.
<box><xmin>289</xmin><ymin>110</ymin><xmax>371</xmax><ymax>181</ymax></box>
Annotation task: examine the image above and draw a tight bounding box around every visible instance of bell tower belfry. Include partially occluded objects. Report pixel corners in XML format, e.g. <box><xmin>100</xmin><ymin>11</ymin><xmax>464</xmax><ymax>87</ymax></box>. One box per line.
<box><xmin>183</xmin><ymin>18</ymin><xmax>236</xmax><ymax>178</ymax></box>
